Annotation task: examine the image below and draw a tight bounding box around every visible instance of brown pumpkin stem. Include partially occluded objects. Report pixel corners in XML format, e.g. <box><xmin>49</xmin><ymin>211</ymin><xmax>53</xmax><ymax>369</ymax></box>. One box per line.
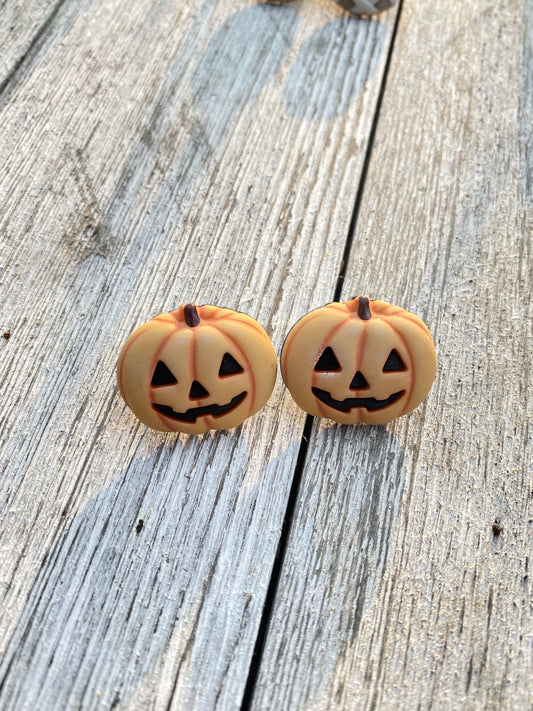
<box><xmin>184</xmin><ymin>303</ymin><xmax>201</xmax><ymax>327</ymax></box>
<box><xmin>357</xmin><ymin>297</ymin><xmax>371</xmax><ymax>320</ymax></box>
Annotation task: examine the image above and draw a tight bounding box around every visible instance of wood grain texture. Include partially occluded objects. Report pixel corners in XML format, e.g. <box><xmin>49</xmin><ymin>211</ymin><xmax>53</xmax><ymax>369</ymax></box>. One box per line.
<box><xmin>0</xmin><ymin>0</ymin><xmax>68</xmax><ymax>93</ymax></box>
<box><xmin>251</xmin><ymin>0</ymin><xmax>533</xmax><ymax>709</ymax></box>
<box><xmin>0</xmin><ymin>0</ymin><xmax>398</xmax><ymax>708</ymax></box>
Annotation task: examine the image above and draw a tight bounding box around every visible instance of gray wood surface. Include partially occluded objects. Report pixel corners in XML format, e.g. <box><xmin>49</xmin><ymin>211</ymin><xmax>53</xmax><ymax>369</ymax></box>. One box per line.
<box><xmin>0</xmin><ymin>0</ymin><xmax>68</xmax><ymax>93</ymax></box>
<box><xmin>0</xmin><ymin>1</ymin><xmax>401</xmax><ymax>709</ymax></box>
<box><xmin>252</xmin><ymin>0</ymin><xmax>533</xmax><ymax>709</ymax></box>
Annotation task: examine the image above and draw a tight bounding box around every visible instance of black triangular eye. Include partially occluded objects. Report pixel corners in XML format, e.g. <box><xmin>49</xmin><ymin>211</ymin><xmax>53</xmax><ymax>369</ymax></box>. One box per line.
<box><xmin>151</xmin><ymin>360</ymin><xmax>178</xmax><ymax>386</ymax></box>
<box><xmin>383</xmin><ymin>349</ymin><xmax>406</xmax><ymax>372</ymax></box>
<box><xmin>219</xmin><ymin>352</ymin><xmax>244</xmax><ymax>376</ymax></box>
<box><xmin>314</xmin><ymin>347</ymin><xmax>341</xmax><ymax>372</ymax></box>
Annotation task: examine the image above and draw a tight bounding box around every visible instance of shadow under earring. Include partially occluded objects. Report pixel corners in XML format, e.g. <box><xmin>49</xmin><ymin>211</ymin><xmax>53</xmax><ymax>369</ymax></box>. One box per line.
<box><xmin>267</xmin><ymin>0</ymin><xmax>399</xmax><ymax>16</ymax></box>
<box><xmin>335</xmin><ymin>0</ymin><xmax>399</xmax><ymax>18</ymax></box>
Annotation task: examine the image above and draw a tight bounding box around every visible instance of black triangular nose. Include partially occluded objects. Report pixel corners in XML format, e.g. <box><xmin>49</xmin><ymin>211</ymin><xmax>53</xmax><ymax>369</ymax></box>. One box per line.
<box><xmin>350</xmin><ymin>371</ymin><xmax>369</xmax><ymax>390</ymax></box>
<box><xmin>189</xmin><ymin>380</ymin><xmax>209</xmax><ymax>399</ymax></box>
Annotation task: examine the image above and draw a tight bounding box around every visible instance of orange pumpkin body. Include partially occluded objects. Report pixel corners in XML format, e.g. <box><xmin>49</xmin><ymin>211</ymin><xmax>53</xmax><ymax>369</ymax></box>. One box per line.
<box><xmin>281</xmin><ymin>297</ymin><xmax>436</xmax><ymax>425</ymax></box>
<box><xmin>117</xmin><ymin>304</ymin><xmax>277</xmax><ymax>434</ymax></box>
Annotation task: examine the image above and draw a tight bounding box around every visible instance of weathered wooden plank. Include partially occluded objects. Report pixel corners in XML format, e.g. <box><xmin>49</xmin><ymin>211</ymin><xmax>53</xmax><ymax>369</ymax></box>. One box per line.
<box><xmin>0</xmin><ymin>0</ymin><xmax>398</xmax><ymax>708</ymax></box>
<box><xmin>251</xmin><ymin>0</ymin><xmax>533</xmax><ymax>709</ymax></box>
<box><xmin>0</xmin><ymin>0</ymin><xmax>68</xmax><ymax>93</ymax></box>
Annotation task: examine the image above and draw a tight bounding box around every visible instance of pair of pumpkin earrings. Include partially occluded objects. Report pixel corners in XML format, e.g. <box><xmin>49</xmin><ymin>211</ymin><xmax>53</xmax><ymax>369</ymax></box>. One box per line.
<box><xmin>117</xmin><ymin>297</ymin><xmax>437</xmax><ymax>435</ymax></box>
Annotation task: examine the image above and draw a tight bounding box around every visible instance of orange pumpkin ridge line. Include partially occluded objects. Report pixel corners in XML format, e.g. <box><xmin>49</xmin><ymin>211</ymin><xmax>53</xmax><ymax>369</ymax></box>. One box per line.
<box><xmin>282</xmin><ymin>308</ymin><xmax>342</xmax><ymax>371</ymax></box>
<box><xmin>195</xmin><ymin>327</ymin><xmax>216</xmax><ymax>429</ymax></box>
<box><xmin>394</xmin><ymin>313</ymin><xmax>432</xmax><ymax>336</ymax></box>
<box><xmin>154</xmin><ymin>312</ymin><xmax>182</xmax><ymax>326</ymax></box>
<box><xmin>205</xmin><ymin>306</ymin><xmax>225</xmax><ymax>320</ymax></box>
<box><xmin>311</xmin><ymin>313</ymin><xmax>352</xmax><ymax>420</ymax></box>
<box><xmin>214</xmin><ymin>311</ymin><xmax>267</xmax><ymax>336</ymax></box>
<box><xmin>118</xmin><ymin>321</ymin><xmax>161</xmax><ymax>408</ymax></box>
<box><xmin>150</xmin><ymin>327</ymin><xmax>184</xmax><ymax>430</ymax></box>
<box><xmin>354</xmin><ymin>321</ymin><xmax>371</xmax><ymax>425</ymax></box>
<box><xmin>381</xmin><ymin>306</ymin><xmax>414</xmax><ymax>320</ymax></box>
<box><xmin>218</xmin><ymin>328</ymin><xmax>256</xmax><ymax>418</ymax></box>
<box><xmin>383</xmin><ymin>320</ymin><xmax>415</xmax><ymax>416</ymax></box>
<box><xmin>356</xmin><ymin>319</ymin><xmax>369</xmax><ymax>375</ymax></box>
<box><xmin>206</xmin><ymin>307</ymin><xmax>270</xmax><ymax>348</ymax></box>
<box><xmin>320</xmin><ymin>313</ymin><xmax>352</xmax><ymax>354</ymax></box>
<box><xmin>380</xmin><ymin>306</ymin><xmax>432</xmax><ymax>336</ymax></box>
<box><xmin>191</xmin><ymin>326</ymin><xmax>198</xmax><ymax>397</ymax></box>
<box><xmin>182</xmin><ymin>306</ymin><xmax>267</xmax><ymax>340</ymax></box>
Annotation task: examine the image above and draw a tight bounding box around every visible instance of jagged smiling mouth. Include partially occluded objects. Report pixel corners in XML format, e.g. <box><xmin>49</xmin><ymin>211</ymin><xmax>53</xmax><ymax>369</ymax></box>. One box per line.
<box><xmin>152</xmin><ymin>391</ymin><xmax>247</xmax><ymax>422</ymax></box>
<box><xmin>312</xmin><ymin>387</ymin><xmax>404</xmax><ymax>412</ymax></box>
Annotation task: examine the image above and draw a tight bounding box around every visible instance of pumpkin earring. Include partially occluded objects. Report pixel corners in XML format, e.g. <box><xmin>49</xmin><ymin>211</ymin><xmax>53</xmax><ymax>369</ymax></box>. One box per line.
<box><xmin>280</xmin><ymin>296</ymin><xmax>437</xmax><ymax>425</ymax></box>
<box><xmin>117</xmin><ymin>303</ymin><xmax>277</xmax><ymax>434</ymax></box>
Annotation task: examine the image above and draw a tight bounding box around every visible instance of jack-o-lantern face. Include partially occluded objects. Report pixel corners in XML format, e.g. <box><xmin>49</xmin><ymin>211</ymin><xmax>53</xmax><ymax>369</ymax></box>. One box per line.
<box><xmin>281</xmin><ymin>297</ymin><xmax>436</xmax><ymax>425</ymax></box>
<box><xmin>117</xmin><ymin>304</ymin><xmax>277</xmax><ymax>434</ymax></box>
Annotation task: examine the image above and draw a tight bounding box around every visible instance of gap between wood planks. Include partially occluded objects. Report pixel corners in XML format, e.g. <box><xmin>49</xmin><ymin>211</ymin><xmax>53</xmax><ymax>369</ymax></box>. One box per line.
<box><xmin>239</xmin><ymin>2</ymin><xmax>404</xmax><ymax>708</ymax></box>
<box><xmin>0</xmin><ymin>0</ymin><xmax>69</xmax><ymax>99</ymax></box>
